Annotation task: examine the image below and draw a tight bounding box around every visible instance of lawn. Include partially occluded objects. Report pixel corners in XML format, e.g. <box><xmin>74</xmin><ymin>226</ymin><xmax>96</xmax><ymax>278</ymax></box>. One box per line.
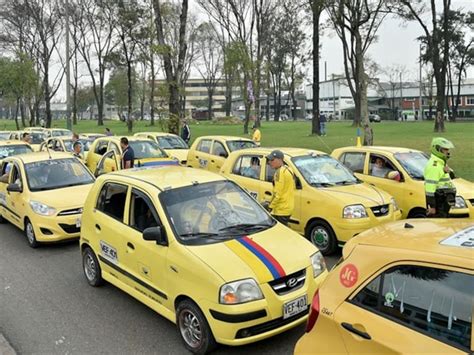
<box><xmin>1</xmin><ymin>119</ymin><xmax>473</xmax><ymax>180</ymax></box>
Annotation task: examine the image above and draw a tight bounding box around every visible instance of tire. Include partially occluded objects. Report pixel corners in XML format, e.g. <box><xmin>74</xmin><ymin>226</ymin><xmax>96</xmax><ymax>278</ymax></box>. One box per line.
<box><xmin>0</xmin><ymin>211</ymin><xmax>5</xmax><ymax>224</ymax></box>
<box><xmin>82</xmin><ymin>246</ymin><xmax>104</xmax><ymax>287</ymax></box>
<box><xmin>408</xmin><ymin>208</ymin><xmax>427</xmax><ymax>219</ymax></box>
<box><xmin>306</xmin><ymin>220</ymin><xmax>337</xmax><ymax>255</ymax></box>
<box><xmin>176</xmin><ymin>300</ymin><xmax>217</xmax><ymax>355</ymax></box>
<box><xmin>24</xmin><ymin>218</ymin><xmax>39</xmax><ymax>248</ymax></box>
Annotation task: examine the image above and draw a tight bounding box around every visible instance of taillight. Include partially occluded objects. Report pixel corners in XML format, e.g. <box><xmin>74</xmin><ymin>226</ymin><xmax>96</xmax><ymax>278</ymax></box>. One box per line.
<box><xmin>305</xmin><ymin>291</ymin><xmax>320</xmax><ymax>333</ymax></box>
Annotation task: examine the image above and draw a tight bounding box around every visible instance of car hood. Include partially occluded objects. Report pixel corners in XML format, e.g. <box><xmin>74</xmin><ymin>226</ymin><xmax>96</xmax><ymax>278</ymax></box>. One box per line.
<box><xmin>186</xmin><ymin>223</ymin><xmax>317</xmax><ymax>284</ymax></box>
<box><xmin>317</xmin><ymin>182</ymin><xmax>392</xmax><ymax>207</ymax></box>
<box><xmin>135</xmin><ymin>157</ymin><xmax>179</xmax><ymax>167</ymax></box>
<box><xmin>29</xmin><ymin>183</ymin><xmax>93</xmax><ymax>211</ymax></box>
<box><xmin>453</xmin><ymin>178</ymin><xmax>474</xmax><ymax>199</ymax></box>
<box><xmin>165</xmin><ymin>149</ymin><xmax>189</xmax><ymax>162</ymax></box>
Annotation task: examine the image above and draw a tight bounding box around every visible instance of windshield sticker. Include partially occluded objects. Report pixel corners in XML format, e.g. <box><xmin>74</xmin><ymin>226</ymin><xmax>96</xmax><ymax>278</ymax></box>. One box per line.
<box><xmin>339</xmin><ymin>263</ymin><xmax>358</xmax><ymax>288</ymax></box>
<box><xmin>440</xmin><ymin>226</ymin><xmax>474</xmax><ymax>248</ymax></box>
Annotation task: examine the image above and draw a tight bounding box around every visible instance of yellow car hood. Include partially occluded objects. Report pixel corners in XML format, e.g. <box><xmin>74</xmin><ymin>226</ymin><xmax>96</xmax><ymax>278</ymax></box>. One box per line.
<box><xmin>165</xmin><ymin>149</ymin><xmax>189</xmax><ymax>162</ymax></box>
<box><xmin>318</xmin><ymin>182</ymin><xmax>392</xmax><ymax>207</ymax></box>
<box><xmin>186</xmin><ymin>224</ymin><xmax>317</xmax><ymax>284</ymax></box>
<box><xmin>453</xmin><ymin>178</ymin><xmax>474</xmax><ymax>199</ymax></box>
<box><xmin>30</xmin><ymin>183</ymin><xmax>93</xmax><ymax>211</ymax></box>
<box><xmin>135</xmin><ymin>157</ymin><xmax>179</xmax><ymax>168</ymax></box>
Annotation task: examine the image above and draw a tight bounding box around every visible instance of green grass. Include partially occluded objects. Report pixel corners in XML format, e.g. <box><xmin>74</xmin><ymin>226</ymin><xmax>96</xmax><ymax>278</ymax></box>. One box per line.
<box><xmin>1</xmin><ymin>119</ymin><xmax>473</xmax><ymax>180</ymax></box>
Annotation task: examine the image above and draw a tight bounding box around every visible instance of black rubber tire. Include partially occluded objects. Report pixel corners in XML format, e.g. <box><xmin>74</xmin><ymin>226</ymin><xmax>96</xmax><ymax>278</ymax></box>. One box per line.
<box><xmin>24</xmin><ymin>218</ymin><xmax>39</xmax><ymax>248</ymax></box>
<box><xmin>82</xmin><ymin>246</ymin><xmax>104</xmax><ymax>287</ymax></box>
<box><xmin>408</xmin><ymin>208</ymin><xmax>427</xmax><ymax>219</ymax></box>
<box><xmin>306</xmin><ymin>220</ymin><xmax>337</xmax><ymax>255</ymax></box>
<box><xmin>176</xmin><ymin>299</ymin><xmax>217</xmax><ymax>355</ymax></box>
<box><xmin>0</xmin><ymin>211</ymin><xmax>5</xmax><ymax>224</ymax></box>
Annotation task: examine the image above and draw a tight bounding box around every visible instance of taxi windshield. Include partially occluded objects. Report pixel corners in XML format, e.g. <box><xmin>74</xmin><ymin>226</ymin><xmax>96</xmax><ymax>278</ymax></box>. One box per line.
<box><xmin>293</xmin><ymin>154</ymin><xmax>358</xmax><ymax>186</ymax></box>
<box><xmin>0</xmin><ymin>133</ymin><xmax>11</xmax><ymax>140</ymax></box>
<box><xmin>29</xmin><ymin>132</ymin><xmax>44</xmax><ymax>144</ymax></box>
<box><xmin>130</xmin><ymin>141</ymin><xmax>168</xmax><ymax>159</ymax></box>
<box><xmin>227</xmin><ymin>140</ymin><xmax>257</xmax><ymax>152</ymax></box>
<box><xmin>0</xmin><ymin>145</ymin><xmax>33</xmax><ymax>159</ymax></box>
<box><xmin>160</xmin><ymin>180</ymin><xmax>274</xmax><ymax>245</ymax></box>
<box><xmin>25</xmin><ymin>158</ymin><xmax>94</xmax><ymax>191</ymax></box>
<box><xmin>52</xmin><ymin>130</ymin><xmax>72</xmax><ymax>137</ymax></box>
<box><xmin>394</xmin><ymin>152</ymin><xmax>429</xmax><ymax>180</ymax></box>
<box><xmin>157</xmin><ymin>136</ymin><xmax>188</xmax><ymax>149</ymax></box>
<box><xmin>63</xmin><ymin>139</ymin><xmax>93</xmax><ymax>152</ymax></box>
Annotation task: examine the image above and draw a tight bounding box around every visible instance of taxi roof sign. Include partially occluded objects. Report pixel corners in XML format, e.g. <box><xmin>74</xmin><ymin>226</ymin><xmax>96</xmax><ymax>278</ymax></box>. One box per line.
<box><xmin>440</xmin><ymin>226</ymin><xmax>474</xmax><ymax>248</ymax></box>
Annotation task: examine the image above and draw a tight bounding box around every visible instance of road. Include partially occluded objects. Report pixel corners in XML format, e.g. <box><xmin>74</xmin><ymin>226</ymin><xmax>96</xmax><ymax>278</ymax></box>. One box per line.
<box><xmin>0</xmin><ymin>223</ymin><xmax>340</xmax><ymax>355</ymax></box>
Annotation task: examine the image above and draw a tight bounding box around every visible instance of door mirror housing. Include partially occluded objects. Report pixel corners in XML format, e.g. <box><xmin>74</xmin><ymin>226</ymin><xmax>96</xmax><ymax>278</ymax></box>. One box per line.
<box><xmin>387</xmin><ymin>171</ymin><xmax>402</xmax><ymax>182</ymax></box>
<box><xmin>143</xmin><ymin>226</ymin><xmax>168</xmax><ymax>246</ymax></box>
<box><xmin>7</xmin><ymin>183</ymin><xmax>22</xmax><ymax>193</ymax></box>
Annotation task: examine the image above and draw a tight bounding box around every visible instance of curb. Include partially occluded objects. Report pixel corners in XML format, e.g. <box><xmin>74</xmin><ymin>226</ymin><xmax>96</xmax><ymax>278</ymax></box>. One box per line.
<box><xmin>0</xmin><ymin>333</ymin><xmax>16</xmax><ymax>355</ymax></box>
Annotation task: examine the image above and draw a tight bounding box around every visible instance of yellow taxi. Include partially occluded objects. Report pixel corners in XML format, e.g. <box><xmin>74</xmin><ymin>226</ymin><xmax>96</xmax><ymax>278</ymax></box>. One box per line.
<box><xmin>80</xmin><ymin>166</ymin><xmax>328</xmax><ymax>354</ymax></box>
<box><xmin>134</xmin><ymin>132</ymin><xmax>189</xmax><ymax>165</ymax></box>
<box><xmin>8</xmin><ymin>131</ymin><xmax>22</xmax><ymax>141</ymax></box>
<box><xmin>85</xmin><ymin>136</ymin><xmax>177</xmax><ymax>176</ymax></box>
<box><xmin>0</xmin><ymin>152</ymin><xmax>95</xmax><ymax>247</ymax></box>
<box><xmin>220</xmin><ymin>148</ymin><xmax>401</xmax><ymax>255</ymax></box>
<box><xmin>40</xmin><ymin>136</ymin><xmax>94</xmax><ymax>159</ymax></box>
<box><xmin>7</xmin><ymin>131</ymin><xmax>44</xmax><ymax>151</ymax></box>
<box><xmin>187</xmin><ymin>136</ymin><xmax>257</xmax><ymax>173</ymax></box>
<box><xmin>295</xmin><ymin>219</ymin><xmax>474</xmax><ymax>354</ymax></box>
<box><xmin>80</xmin><ymin>133</ymin><xmax>106</xmax><ymax>141</ymax></box>
<box><xmin>43</xmin><ymin>128</ymin><xmax>73</xmax><ymax>139</ymax></box>
<box><xmin>331</xmin><ymin>146</ymin><xmax>474</xmax><ymax>218</ymax></box>
<box><xmin>0</xmin><ymin>141</ymin><xmax>33</xmax><ymax>163</ymax></box>
<box><xmin>0</xmin><ymin>131</ymin><xmax>11</xmax><ymax>140</ymax></box>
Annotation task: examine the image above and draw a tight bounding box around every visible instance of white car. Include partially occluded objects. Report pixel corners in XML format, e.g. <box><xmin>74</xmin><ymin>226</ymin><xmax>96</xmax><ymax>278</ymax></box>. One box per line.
<box><xmin>369</xmin><ymin>114</ymin><xmax>381</xmax><ymax>122</ymax></box>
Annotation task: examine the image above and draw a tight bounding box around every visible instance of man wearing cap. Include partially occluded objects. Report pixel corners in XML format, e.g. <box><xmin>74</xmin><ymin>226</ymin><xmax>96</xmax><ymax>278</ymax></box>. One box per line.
<box><xmin>265</xmin><ymin>150</ymin><xmax>295</xmax><ymax>226</ymax></box>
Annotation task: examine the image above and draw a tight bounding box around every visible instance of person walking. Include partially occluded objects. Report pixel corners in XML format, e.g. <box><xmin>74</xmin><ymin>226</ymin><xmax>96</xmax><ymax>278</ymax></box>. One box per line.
<box><xmin>181</xmin><ymin>120</ymin><xmax>191</xmax><ymax>145</ymax></box>
<box><xmin>105</xmin><ymin>127</ymin><xmax>113</xmax><ymax>136</ymax></box>
<box><xmin>264</xmin><ymin>150</ymin><xmax>295</xmax><ymax>226</ymax></box>
<box><xmin>252</xmin><ymin>125</ymin><xmax>261</xmax><ymax>146</ymax></box>
<box><xmin>120</xmin><ymin>137</ymin><xmax>135</xmax><ymax>169</ymax></box>
<box><xmin>424</xmin><ymin>137</ymin><xmax>456</xmax><ymax>218</ymax></box>
<box><xmin>319</xmin><ymin>113</ymin><xmax>327</xmax><ymax>136</ymax></box>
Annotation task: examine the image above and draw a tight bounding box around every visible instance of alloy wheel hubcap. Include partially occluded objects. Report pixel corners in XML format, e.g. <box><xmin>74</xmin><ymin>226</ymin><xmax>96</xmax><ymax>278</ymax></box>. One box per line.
<box><xmin>84</xmin><ymin>253</ymin><xmax>96</xmax><ymax>281</ymax></box>
<box><xmin>179</xmin><ymin>310</ymin><xmax>202</xmax><ymax>348</ymax></box>
<box><xmin>312</xmin><ymin>227</ymin><xmax>329</xmax><ymax>249</ymax></box>
<box><xmin>26</xmin><ymin>223</ymin><xmax>35</xmax><ymax>244</ymax></box>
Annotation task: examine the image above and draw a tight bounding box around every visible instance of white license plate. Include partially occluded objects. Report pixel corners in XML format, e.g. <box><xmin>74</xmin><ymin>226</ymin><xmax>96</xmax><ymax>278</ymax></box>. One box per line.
<box><xmin>75</xmin><ymin>218</ymin><xmax>81</xmax><ymax>228</ymax></box>
<box><xmin>283</xmin><ymin>295</ymin><xmax>307</xmax><ymax>319</ymax></box>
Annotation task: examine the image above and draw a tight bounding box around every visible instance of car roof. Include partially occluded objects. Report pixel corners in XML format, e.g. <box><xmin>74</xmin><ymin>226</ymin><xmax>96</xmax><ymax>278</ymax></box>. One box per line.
<box><xmin>352</xmin><ymin>219</ymin><xmax>474</xmax><ymax>260</ymax></box>
<box><xmin>48</xmin><ymin>135</ymin><xmax>73</xmax><ymax>140</ymax></box>
<box><xmin>334</xmin><ymin>146</ymin><xmax>423</xmax><ymax>154</ymax></box>
<box><xmin>0</xmin><ymin>140</ymin><xmax>30</xmax><ymax>146</ymax></box>
<box><xmin>9</xmin><ymin>151</ymin><xmax>73</xmax><ymax>163</ymax></box>
<box><xmin>135</xmin><ymin>132</ymin><xmax>178</xmax><ymax>137</ymax></box>
<box><xmin>196</xmin><ymin>135</ymin><xmax>254</xmax><ymax>141</ymax></box>
<box><xmin>107</xmin><ymin>166</ymin><xmax>227</xmax><ymax>190</ymax></box>
<box><xmin>81</xmin><ymin>133</ymin><xmax>105</xmax><ymax>137</ymax></box>
<box><xmin>230</xmin><ymin>147</ymin><xmax>327</xmax><ymax>157</ymax></box>
<box><xmin>97</xmin><ymin>136</ymin><xmax>152</xmax><ymax>142</ymax></box>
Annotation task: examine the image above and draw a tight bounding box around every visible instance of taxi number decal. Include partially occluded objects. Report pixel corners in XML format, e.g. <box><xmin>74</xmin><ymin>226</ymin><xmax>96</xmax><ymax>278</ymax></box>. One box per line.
<box><xmin>0</xmin><ymin>192</ymin><xmax>6</xmax><ymax>206</ymax></box>
<box><xmin>339</xmin><ymin>263</ymin><xmax>358</xmax><ymax>288</ymax></box>
<box><xmin>198</xmin><ymin>159</ymin><xmax>208</xmax><ymax>168</ymax></box>
<box><xmin>100</xmin><ymin>241</ymin><xmax>118</xmax><ymax>264</ymax></box>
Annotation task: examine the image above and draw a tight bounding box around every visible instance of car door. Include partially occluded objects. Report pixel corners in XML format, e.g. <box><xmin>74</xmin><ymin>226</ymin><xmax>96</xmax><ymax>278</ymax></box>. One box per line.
<box><xmin>0</xmin><ymin>161</ymin><xmax>12</xmax><ymax>222</ymax></box>
<box><xmin>208</xmin><ymin>140</ymin><xmax>228</xmax><ymax>172</ymax></box>
<box><xmin>228</xmin><ymin>154</ymin><xmax>264</xmax><ymax>200</ymax></box>
<box><xmin>333</xmin><ymin>263</ymin><xmax>472</xmax><ymax>354</ymax></box>
<box><xmin>87</xmin><ymin>139</ymin><xmax>109</xmax><ymax>172</ymax></box>
<box><xmin>121</xmin><ymin>187</ymin><xmax>170</xmax><ymax>308</ymax></box>
<box><xmin>4</xmin><ymin>163</ymin><xmax>26</xmax><ymax>228</ymax></box>
<box><xmin>95</xmin><ymin>151</ymin><xmax>121</xmax><ymax>176</ymax></box>
<box><xmin>193</xmin><ymin>139</ymin><xmax>212</xmax><ymax>170</ymax></box>
<box><xmin>93</xmin><ymin>182</ymin><xmax>130</xmax><ymax>286</ymax></box>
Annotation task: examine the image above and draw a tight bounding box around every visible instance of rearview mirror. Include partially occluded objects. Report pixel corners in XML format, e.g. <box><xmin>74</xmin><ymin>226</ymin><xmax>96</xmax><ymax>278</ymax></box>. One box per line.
<box><xmin>7</xmin><ymin>183</ymin><xmax>22</xmax><ymax>193</ymax></box>
<box><xmin>387</xmin><ymin>171</ymin><xmax>401</xmax><ymax>182</ymax></box>
<box><xmin>143</xmin><ymin>226</ymin><xmax>168</xmax><ymax>246</ymax></box>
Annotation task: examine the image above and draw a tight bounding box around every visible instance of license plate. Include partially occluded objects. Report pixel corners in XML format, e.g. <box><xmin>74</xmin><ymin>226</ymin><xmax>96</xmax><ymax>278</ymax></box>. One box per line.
<box><xmin>76</xmin><ymin>218</ymin><xmax>81</xmax><ymax>228</ymax></box>
<box><xmin>283</xmin><ymin>295</ymin><xmax>307</xmax><ymax>319</ymax></box>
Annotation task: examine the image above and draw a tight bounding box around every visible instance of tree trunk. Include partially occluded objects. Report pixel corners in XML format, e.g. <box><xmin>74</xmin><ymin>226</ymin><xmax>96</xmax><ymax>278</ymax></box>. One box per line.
<box><xmin>20</xmin><ymin>100</ymin><xmax>26</xmax><ymax>128</ymax></box>
<box><xmin>311</xmin><ymin>1</ymin><xmax>321</xmax><ymax>135</ymax></box>
<box><xmin>434</xmin><ymin>73</ymin><xmax>446</xmax><ymax>132</ymax></box>
<box><xmin>225</xmin><ymin>76</ymin><xmax>232</xmax><ymax>117</ymax></box>
<box><xmin>149</xmin><ymin>59</ymin><xmax>156</xmax><ymax>126</ymax></box>
<box><xmin>43</xmin><ymin>61</ymin><xmax>52</xmax><ymax>128</ymax></box>
<box><xmin>14</xmin><ymin>99</ymin><xmax>20</xmax><ymax>130</ymax></box>
<box><xmin>72</xmin><ymin>85</ymin><xmax>78</xmax><ymax>125</ymax></box>
<box><xmin>97</xmin><ymin>73</ymin><xmax>105</xmax><ymax>126</ymax></box>
<box><xmin>207</xmin><ymin>89</ymin><xmax>214</xmax><ymax>120</ymax></box>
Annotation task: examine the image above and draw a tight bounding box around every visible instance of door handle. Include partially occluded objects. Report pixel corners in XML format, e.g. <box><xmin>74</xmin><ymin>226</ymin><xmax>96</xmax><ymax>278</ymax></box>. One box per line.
<box><xmin>265</xmin><ymin>191</ymin><xmax>272</xmax><ymax>196</ymax></box>
<box><xmin>211</xmin><ymin>160</ymin><xmax>215</xmax><ymax>163</ymax></box>
<box><xmin>95</xmin><ymin>224</ymin><xmax>101</xmax><ymax>231</ymax></box>
<box><xmin>341</xmin><ymin>322</ymin><xmax>371</xmax><ymax>340</ymax></box>
<box><xmin>127</xmin><ymin>242</ymin><xmax>135</xmax><ymax>250</ymax></box>
<box><xmin>195</xmin><ymin>156</ymin><xmax>199</xmax><ymax>158</ymax></box>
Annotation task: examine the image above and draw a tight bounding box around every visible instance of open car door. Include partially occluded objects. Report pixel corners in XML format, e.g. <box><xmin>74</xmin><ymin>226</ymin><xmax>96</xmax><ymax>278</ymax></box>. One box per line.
<box><xmin>95</xmin><ymin>150</ymin><xmax>121</xmax><ymax>177</ymax></box>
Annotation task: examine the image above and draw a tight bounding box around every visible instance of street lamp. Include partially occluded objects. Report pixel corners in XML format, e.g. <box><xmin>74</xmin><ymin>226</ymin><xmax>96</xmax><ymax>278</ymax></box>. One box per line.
<box><xmin>65</xmin><ymin>0</ymin><xmax>72</xmax><ymax>131</ymax></box>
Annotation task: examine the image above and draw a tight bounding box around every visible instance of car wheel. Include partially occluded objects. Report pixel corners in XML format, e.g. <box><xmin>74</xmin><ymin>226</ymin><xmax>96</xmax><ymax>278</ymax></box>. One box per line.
<box><xmin>306</xmin><ymin>220</ymin><xmax>337</xmax><ymax>255</ymax></box>
<box><xmin>24</xmin><ymin>218</ymin><xmax>39</xmax><ymax>248</ymax></box>
<box><xmin>82</xmin><ymin>246</ymin><xmax>104</xmax><ymax>287</ymax></box>
<box><xmin>177</xmin><ymin>299</ymin><xmax>217</xmax><ymax>355</ymax></box>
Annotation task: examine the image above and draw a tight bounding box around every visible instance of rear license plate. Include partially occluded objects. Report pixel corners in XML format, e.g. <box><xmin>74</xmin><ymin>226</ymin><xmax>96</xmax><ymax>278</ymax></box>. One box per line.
<box><xmin>283</xmin><ymin>295</ymin><xmax>307</xmax><ymax>319</ymax></box>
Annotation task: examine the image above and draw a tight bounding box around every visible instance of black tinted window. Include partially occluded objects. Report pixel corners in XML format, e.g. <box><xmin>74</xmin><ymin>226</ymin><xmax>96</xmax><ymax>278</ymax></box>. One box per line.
<box><xmin>353</xmin><ymin>265</ymin><xmax>473</xmax><ymax>351</ymax></box>
<box><xmin>95</xmin><ymin>141</ymin><xmax>109</xmax><ymax>155</ymax></box>
<box><xmin>129</xmin><ymin>189</ymin><xmax>160</xmax><ymax>232</ymax></box>
<box><xmin>96</xmin><ymin>183</ymin><xmax>128</xmax><ymax>221</ymax></box>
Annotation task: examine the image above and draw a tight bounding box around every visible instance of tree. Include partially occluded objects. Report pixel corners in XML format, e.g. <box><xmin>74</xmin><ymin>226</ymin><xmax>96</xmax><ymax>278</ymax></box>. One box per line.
<box><xmin>382</xmin><ymin>64</ymin><xmax>407</xmax><ymax>120</ymax></box>
<box><xmin>105</xmin><ymin>67</ymin><xmax>137</xmax><ymax>121</ymax></box>
<box><xmin>327</xmin><ymin>0</ymin><xmax>388</xmax><ymax>144</ymax></box>
<box><xmin>153</xmin><ymin>0</ymin><xmax>189</xmax><ymax>135</ymax></box>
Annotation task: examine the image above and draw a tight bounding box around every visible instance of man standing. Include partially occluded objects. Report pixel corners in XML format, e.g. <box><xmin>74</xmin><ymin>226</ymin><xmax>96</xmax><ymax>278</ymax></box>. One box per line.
<box><xmin>252</xmin><ymin>125</ymin><xmax>261</xmax><ymax>146</ymax></box>
<box><xmin>181</xmin><ymin>120</ymin><xmax>191</xmax><ymax>145</ymax></box>
<box><xmin>22</xmin><ymin>133</ymin><xmax>31</xmax><ymax>144</ymax></box>
<box><xmin>265</xmin><ymin>150</ymin><xmax>295</xmax><ymax>226</ymax></box>
<box><xmin>424</xmin><ymin>137</ymin><xmax>456</xmax><ymax>218</ymax></box>
<box><xmin>105</xmin><ymin>127</ymin><xmax>113</xmax><ymax>136</ymax></box>
<box><xmin>319</xmin><ymin>113</ymin><xmax>327</xmax><ymax>136</ymax></box>
<box><xmin>120</xmin><ymin>137</ymin><xmax>135</xmax><ymax>169</ymax></box>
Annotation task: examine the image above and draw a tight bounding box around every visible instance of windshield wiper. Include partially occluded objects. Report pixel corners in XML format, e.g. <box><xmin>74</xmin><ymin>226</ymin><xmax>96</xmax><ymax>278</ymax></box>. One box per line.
<box><xmin>218</xmin><ymin>223</ymin><xmax>273</xmax><ymax>233</ymax></box>
<box><xmin>336</xmin><ymin>181</ymin><xmax>357</xmax><ymax>185</ymax></box>
<box><xmin>310</xmin><ymin>182</ymin><xmax>335</xmax><ymax>187</ymax></box>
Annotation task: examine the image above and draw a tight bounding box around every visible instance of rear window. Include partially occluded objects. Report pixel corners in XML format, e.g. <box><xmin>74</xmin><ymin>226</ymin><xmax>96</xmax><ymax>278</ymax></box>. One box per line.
<box><xmin>0</xmin><ymin>145</ymin><xmax>33</xmax><ymax>159</ymax></box>
<box><xmin>227</xmin><ymin>140</ymin><xmax>257</xmax><ymax>152</ymax></box>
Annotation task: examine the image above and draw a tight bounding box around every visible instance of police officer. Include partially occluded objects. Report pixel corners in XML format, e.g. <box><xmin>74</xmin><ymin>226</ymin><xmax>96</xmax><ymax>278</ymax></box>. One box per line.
<box><xmin>424</xmin><ymin>137</ymin><xmax>456</xmax><ymax>218</ymax></box>
<box><xmin>264</xmin><ymin>150</ymin><xmax>295</xmax><ymax>226</ymax></box>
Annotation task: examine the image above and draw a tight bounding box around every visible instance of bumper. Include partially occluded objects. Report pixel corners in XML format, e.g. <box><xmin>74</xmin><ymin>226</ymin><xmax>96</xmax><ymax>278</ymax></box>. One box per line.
<box><xmin>201</xmin><ymin>268</ymin><xmax>328</xmax><ymax>346</ymax></box>
<box><xmin>449</xmin><ymin>205</ymin><xmax>472</xmax><ymax>219</ymax></box>
<box><xmin>332</xmin><ymin>209</ymin><xmax>402</xmax><ymax>243</ymax></box>
<box><xmin>31</xmin><ymin>213</ymin><xmax>82</xmax><ymax>242</ymax></box>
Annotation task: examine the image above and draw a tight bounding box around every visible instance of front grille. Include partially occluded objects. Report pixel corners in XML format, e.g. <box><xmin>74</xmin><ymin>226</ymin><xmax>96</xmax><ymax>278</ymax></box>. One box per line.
<box><xmin>59</xmin><ymin>223</ymin><xmax>80</xmax><ymax>234</ymax></box>
<box><xmin>235</xmin><ymin>308</ymin><xmax>309</xmax><ymax>339</ymax></box>
<box><xmin>58</xmin><ymin>207</ymin><xmax>83</xmax><ymax>216</ymax></box>
<box><xmin>269</xmin><ymin>269</ymin><xmax>306</xmax><ymax>296</ymax></box>
<box><xmin>371</xmin><ymin>204</ymin><xmax>390</xmax><ymax>217</ymax></box>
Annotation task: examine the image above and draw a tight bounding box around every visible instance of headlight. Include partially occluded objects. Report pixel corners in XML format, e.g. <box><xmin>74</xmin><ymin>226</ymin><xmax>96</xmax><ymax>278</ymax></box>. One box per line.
<box><xmin>310</xmin><ymin>252</ymin><xmax>326</xmax><ymax>278</ymax></box>
<box><xmin>343</xmin><ymin>204</ymin><xmax>367</xmax><ymax>219</ymax></box>
<box><xmin>29</xmin><ymin>201</ymin><xmax>56</xmax><ymax>216</ymax></box>
<box><xmin>219</xmin><ymin>279</ymin><xmax>263</xmax><ymax>304</ymax></box>
<box><xmin>391</xmin><ymin>197</ymin><xmax>399</xmax><ymax>211</ymax></box>
<box><xmin>454</xmin><ymin>196</ymin><xmax>467</xmax><ymax>209</ymax></box>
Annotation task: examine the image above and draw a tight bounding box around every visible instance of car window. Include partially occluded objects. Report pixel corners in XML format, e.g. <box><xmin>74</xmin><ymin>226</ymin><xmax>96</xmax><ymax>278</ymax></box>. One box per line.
<box><xmin>129</xmin><ymin>141</ymin><xmax>167</xmax><ymax>159</ymax></box>
<box><xmin>95</xmin><ymin>140</ymin><xmax>109</xmax><ymax>155</ymax></box>
<box><xmin>352</xmin><ymin>265</ymin><xmax>473</xmax><ymax>352</ymax></box>
<box><xmin>211</xmin><ymin>141</ymin><xmax>227</xmax><ymax>157</ymax></box>
<box><xmin>0</xmin><ymin>145</ymin><xmax>33</xmax><ymax>159</ymax></box>
<box><xmin>96</xmin><ymin>182</ymin><xmax>128</xmax><ymax>222</ymax></box>
<box><xmin>129</xmin><ymin>189</ymin><xmax>160</xmax><ymax>233</ymax></box>
<box><xmin>109</xmin><ymin>142</ymin><xmax>120</xmax><ymax>154</ymax></box>
<box><xmin>369</xmin><ymin>154</ymin><xmax>397</xmax><ymax>179</ymax></box>
<box><xmin>340</xmin><ymin>152</ymin><xmax>366</xmax><ymax>173</ymax></box>
<box><xmin>157</xmin><ymin>135</ymin><xmax>188</xmax><ymax>149</ymax></box>
<box><xmin>197</xmin><ymin>139</ymin><xmax>212</xmax><ymax>153</ymax></box>
<box><xmin>10</xmin><ymin>164</ymin><xmax>22</xmax><ymax>188</ymax></box>
<box><xmin>227</xmin><ymin>140</ymin><xmax>257</xmax><ymax>152</ymax></box>
<box><xmin>232</xmin><ymin>155</ymin><xmax>261</xmax><ymax>180</ymax></box>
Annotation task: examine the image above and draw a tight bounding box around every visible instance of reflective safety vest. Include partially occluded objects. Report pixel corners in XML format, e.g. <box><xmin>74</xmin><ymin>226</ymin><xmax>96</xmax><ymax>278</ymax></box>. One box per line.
<box><xmin>424</xmin><ymin>154</ymin><xmax>455</xmax><ymax>207</ymax></box>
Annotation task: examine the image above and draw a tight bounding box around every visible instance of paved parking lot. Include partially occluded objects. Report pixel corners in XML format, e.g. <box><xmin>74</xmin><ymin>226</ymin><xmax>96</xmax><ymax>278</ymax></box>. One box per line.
<box><xmin>1</xmin><ymin>223</ymin><xmax>340</xmax><ymax>354</ymax></box>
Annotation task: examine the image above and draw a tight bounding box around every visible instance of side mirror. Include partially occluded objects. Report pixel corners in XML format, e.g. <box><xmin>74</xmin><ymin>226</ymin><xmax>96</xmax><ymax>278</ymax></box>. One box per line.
<box><xmin>387</xmin><ymin>171</ymin><xmax>401</xmax><ymax>182</ymax></box>
<box><xmin>143</xmin><ymin>226</ymin><xmax>168</xmax><ymax>246</ymax></box>
<box><xmin>7</xmin><ymin>183</ymin><xmax>22</xmax><ymax>193</ymax></box>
